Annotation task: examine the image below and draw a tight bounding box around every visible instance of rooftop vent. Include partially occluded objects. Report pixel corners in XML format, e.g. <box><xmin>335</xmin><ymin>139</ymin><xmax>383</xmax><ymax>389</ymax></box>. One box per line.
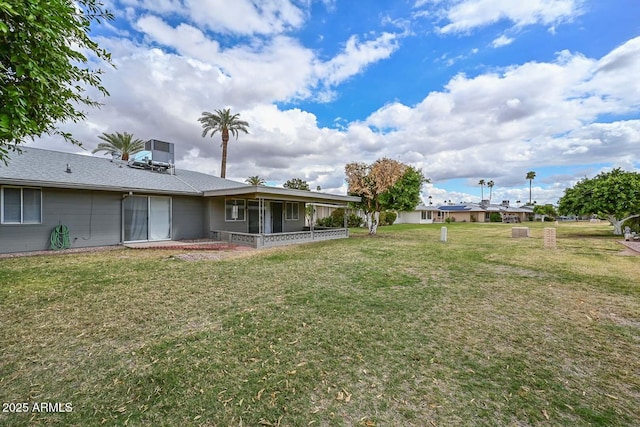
<box><xmin>129</xmin><ymin>139</ymin><xmax>175</xmax><ymax>173</ymax></box>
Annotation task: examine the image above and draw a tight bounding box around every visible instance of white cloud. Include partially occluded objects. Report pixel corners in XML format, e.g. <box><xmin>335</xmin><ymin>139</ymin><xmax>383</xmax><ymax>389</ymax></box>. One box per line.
<box><xmin>492</xmin><ymin>34</ymin><xmax>514</xmax><ymax>47</ymax></box>
<box><xmin>436</xmin><ymin>0</ymin><xmax>584</xmax><ymax>34</ymax></box>
<box><xmin>133</xmin><ymin>15</ymin><xmax>402</xmax><ymax>104</ymax></box>
<box><xmin>186</xmin><ymin>0</ymin><xmax>306</xmax><ymax>35</ymax></box>
<box><xmin>316</xmin><ymin>33</ymin><xmax>400</xmax><ymax>87</ymax></box>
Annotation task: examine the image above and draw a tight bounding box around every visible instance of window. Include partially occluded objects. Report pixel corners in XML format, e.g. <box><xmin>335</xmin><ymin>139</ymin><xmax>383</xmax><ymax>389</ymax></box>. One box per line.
<box><xmin>421</xmin><ymin>210</ymin><xmax>432</xmax><ymax>220</ymax></box>
<box><xmin>225</xmin><ymin>199</ymin><xmax>246</xmax><ymax>221</ymax></box>
<box><xmin>285</xmin><ymin>202</ymin><xmax>299</xmax><ymax>221</ymax></box>
<box><xmin>1</xmin><ymin>187</ymin><xmax>42</xmax><ymax>224</ymax></box>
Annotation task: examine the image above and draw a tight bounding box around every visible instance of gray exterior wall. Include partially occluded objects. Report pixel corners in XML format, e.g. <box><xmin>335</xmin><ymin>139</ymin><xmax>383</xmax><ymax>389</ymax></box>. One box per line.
<box><xmin>0</xmin><ymin>188</ymin><xmax>121</xmax><ymax>254</ymax></box>
<box><xmin>0</xmin><ymin>189</ymin><xmax>210</xmax><ymax>254</ymax></box>
<box><xmin>208</xmin><ymin>197</ymin><xmax>247</xmax><ymax>233</ymax></box>
<box><xmin>171</xmin><ymin>196</ymin><xmax>207</xmax><ymax>240</ymax></box>
<box><xmin>283</xmin><ymin>202</ymin><xmax>305</xmax><ymax>232</ymax></box>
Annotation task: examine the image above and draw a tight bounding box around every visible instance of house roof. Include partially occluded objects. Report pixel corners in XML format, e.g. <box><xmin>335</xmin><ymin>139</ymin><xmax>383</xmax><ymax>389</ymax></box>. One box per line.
<box><xmin>0</xmin><ymin>148</ymin><xmax>359</xmax><ymax>204</ymax></box>
<box><xmin>439</xmin><ymin>204</ymin><xmax>476</xmax><ymax>211</ymax></box>
<box><xmin>414</xmin><ymin>204</ymin><xmax>439</xmax><ymax>211</ymax></box>
<box><xmin>413</xmin><ymin>202</ymin><xmax>534</xmax><ymax>213</ymax></box>
<box><xmin>0</xmin><ymin>147</ymin><xmax>244</xmax><ymax>195</ymax></box>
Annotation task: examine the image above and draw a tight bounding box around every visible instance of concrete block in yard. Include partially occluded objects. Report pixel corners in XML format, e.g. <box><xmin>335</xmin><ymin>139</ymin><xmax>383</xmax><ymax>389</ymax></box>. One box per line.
<box><xmin>512</xmin><ymin>227</ymin><xmax>530</xmax><ymax>238</ymax></box>
<box><xmin>544</xmin><ymin>228</ymin><xmax>557</xmax><ymax>248</ymax></box>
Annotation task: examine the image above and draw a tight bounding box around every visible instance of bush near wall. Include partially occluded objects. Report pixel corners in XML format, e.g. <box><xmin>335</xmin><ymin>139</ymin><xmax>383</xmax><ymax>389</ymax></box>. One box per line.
<box><xmin>379</xmin><ymin>211</ymin><xmax>397</xmax><ymax>226</ymax></box>
<box><xmin>490</xmin><ymin>212</ymin><xmax>502</xmax><ymax>222</ymax></box>
<box><xmin>316</xmin><ymin>209</ymin><xmax>363</xmax><ymax>228</ymax></box>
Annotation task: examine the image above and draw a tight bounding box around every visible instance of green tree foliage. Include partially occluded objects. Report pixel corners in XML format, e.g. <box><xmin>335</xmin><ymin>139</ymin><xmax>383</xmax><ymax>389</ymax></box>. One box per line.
<box><xmin>487</xmin><ymin>180</ymin><xmax>495</xmax><ymax>202</ymax></box>
<box><xmin>533</xmin><ymin>204</ymin><xmax>558</xmax><ymax>221</ymax></box>
<box><xmin>283</xmin><ymin>178</ymin><xmax>310</xmax><ymax>191</ymax></box>
<box><xmin>345</xmin><ymin>158</ymin><xmax>426</xmax><ymax>234</ymax></box>
<box><xmin>246</xmin><ymin>175</ymin><xmax>266</xmax><ymax>185</ymax></box>
<box><xmin>558</xmin><ymin>168</ymin><xmax>640</xmax><ymax>235</ymax></box>
<box><xmin>92</xmin><ymin>132</ymin><xmax>144</xmax><ymax>161</ymax></box>
<box><xmin>198</xmin><ymin>108</ymin><xmax>249</xmax><ymax>178</ymax></box>
<box><xmin>526</xmin><ymin>171</ymin><xmax>536</xmax><ymax>205</ymax></box>
<box><xmin>379</xmin><ymin>166</ymin><xmax>428</xmax><ymax>212</ymax></box>
<box><xmin>0</xmin><ymin>0</ymin><xmax>114</xmax><ymax>163</ymax></box>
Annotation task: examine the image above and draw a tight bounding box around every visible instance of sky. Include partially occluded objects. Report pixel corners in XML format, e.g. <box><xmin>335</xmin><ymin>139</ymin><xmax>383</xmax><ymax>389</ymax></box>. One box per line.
<box><xmin>28</xmin><ymin>0</ymin><xmax>640</xmax><ymax>206</ymax></box>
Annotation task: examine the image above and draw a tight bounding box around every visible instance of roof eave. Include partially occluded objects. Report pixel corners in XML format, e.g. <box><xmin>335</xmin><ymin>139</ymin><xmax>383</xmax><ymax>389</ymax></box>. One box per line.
<box><xmin>203</xmin><ymin>185</ymin><xmax>360</xmax><ymax>203</ymax></box>
<box><xmin>0</xmin><ymin>178</ymin><xmax>202</xmax><ymax>196</ymax></box>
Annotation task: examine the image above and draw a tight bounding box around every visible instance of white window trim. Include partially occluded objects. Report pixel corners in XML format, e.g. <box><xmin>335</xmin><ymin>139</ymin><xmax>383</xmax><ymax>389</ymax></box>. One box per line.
<box><xmin>1</xmin><ymin>186</ymin><xmax>43</xmax><ymax>224</ymax></box>
<box><xmin>285</xmin><ymin>202</ymin><xmax>299</xmax><ymax>221</ymax></box>
<box><xmin>225</xmin><ymin>199</ymin><xmax>246</xmax><ymax>222</ymax></box>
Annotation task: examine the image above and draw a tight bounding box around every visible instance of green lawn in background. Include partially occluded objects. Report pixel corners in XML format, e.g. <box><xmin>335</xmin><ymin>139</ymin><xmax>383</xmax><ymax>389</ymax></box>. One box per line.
<box><xmin>1</xmin><ymin>222</ymin><xmax>638</xmax><ymax>426</ymax></box>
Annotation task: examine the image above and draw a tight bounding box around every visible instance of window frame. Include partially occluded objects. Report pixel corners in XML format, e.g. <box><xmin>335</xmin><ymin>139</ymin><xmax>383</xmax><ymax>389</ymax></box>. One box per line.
<box><xmin>225</xmin><ymin>199</ymin><xmax>246</xmax><ymax>222</ymax></box>
<box><xmin>1</xmin><ymin>186</ymin><xmax>42</xmax><ymax>224</ymax></box>
<box><xmin>285</xmin><ymin>202</ymin><xmax>299</xmax><ymax>221</ymax></box>
<box><xmin>421</xmin><ymin>210</ymin><xmax>432</xmax><ymax>220</ymax></box>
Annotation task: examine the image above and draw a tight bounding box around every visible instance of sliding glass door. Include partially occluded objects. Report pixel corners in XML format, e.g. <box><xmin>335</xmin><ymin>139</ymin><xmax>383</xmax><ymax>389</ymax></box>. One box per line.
<box><xmin>123</xmin><ymin>195</ymin><xmax>171</xmax><ymax>242</ymax></box>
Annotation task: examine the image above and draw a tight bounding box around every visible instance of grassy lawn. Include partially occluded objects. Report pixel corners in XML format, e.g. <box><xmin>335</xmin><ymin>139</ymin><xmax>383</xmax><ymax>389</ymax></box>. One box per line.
<box><xmin>1</xmin><ymin>222</ymin><xmax>639</xmax><ymax>426</ymax></box>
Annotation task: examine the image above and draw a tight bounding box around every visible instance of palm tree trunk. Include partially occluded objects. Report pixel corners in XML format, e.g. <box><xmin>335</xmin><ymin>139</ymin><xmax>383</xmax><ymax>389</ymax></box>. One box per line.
<box><xmin>529</xmin><ymin>180</ymin><xmax>532</xmax><ymax>204</ymax></box>
<box><xmin>220</xmin><ymin>130</ymin><xmax>229</xmax><ymax>178</ymax></box>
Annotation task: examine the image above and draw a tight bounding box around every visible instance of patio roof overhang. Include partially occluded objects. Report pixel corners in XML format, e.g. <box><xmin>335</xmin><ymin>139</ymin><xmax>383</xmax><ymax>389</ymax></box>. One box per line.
<box><xmin>203</xmin><ymin>185</ymin><xmax>361</xmax><ymax>204</ymax></box>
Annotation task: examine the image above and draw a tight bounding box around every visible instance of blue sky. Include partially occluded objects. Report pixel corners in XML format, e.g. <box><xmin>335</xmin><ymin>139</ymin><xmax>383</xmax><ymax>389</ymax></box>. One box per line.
<box><xmin>31</xmin><ymin>0</ymin><xmax>640</xmax><ymax>205</ymax></box>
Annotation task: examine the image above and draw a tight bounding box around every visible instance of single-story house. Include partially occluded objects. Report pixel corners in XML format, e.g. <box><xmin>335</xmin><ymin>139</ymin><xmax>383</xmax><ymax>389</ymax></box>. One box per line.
<box><xmin>0</xmin><ymin>144</ymin><xmax>359</xmax><ymax>254</ymax></box>
<box><xmin>394</xmin><ymin>204</ymin><xmax>441</xmax><ymax>224</ymax></box>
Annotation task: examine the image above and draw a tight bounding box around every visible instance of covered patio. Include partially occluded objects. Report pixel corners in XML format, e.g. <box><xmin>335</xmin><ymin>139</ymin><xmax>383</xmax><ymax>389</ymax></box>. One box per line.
<box><xmin>203</xmin><ymin>186</ymin><xmax>360</xmax><ymax>248</ymax></box>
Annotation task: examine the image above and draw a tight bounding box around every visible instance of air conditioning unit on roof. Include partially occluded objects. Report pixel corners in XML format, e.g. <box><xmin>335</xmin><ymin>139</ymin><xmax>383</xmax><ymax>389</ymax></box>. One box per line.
<box><xmin>129</xmin><ymin>139</ymin><xmax>175</xmax><ymax>172</ymax></box>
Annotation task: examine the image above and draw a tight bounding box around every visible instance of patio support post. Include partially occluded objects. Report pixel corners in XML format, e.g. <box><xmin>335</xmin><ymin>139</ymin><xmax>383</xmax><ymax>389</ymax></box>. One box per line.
<box><xmin>310</xmin><ymin>203</ymin><xmax>315</xmax><ymax>239</ymax></box>
<box><xmin>259</xmin><ymin>197</ymin><xmax>264</xmax><ymax>234</ymax></box>
<box><xmin>344</xmin><ymin>206</ymin><xmax>348</xmax><ymax>229</ymax></box>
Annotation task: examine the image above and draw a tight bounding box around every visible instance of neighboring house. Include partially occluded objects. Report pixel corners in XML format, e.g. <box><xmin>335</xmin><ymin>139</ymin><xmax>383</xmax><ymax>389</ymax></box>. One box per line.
<box><xmin>480</xmin><ymin>201</ymin><xmax>534</xmax><ymax>223</ymax></box>
<box><xmin>436</xmin><ymin>204</ymin><xmax>487</xmax><ymax>223</ymax></box>
<box><xmin>395</xmin><ymin>204</ymin><xmax>440</xmax><ymax>224</ymax></box>
<box><xmin>0</xmin><ymin>145</ymin><xmax>359</xmax><ymax>253</ymax></box>
<box><xmin>395</xmin><ymin>201</ymin><xmax>534</xmax><ymax>224</ymax></box>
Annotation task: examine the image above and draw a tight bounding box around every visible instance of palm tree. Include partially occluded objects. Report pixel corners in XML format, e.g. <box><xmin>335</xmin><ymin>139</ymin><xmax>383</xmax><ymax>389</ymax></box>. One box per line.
<box><xmin>198</xmin><ymin>108</ymin><xmax>249</xmax><ymax>178</ymax></box>
<box><xmin>92</xmin><ymin>132</ymin><xmax>145</xmax><ymax>161</ymax></box>
<box><xmin>478</xmin><ymin>179</ymin><xmax>486</xmax><ymax>200</ymax></box>
<box><xmin>246</xmin><ymin>175</ymin><xmax>265</xmax><ymax>186</ymax></box>
<box><xmin>526</xmin><ymin>171</ymin><xmax>536</xmax><ymax>205</ymax></box>
<box><xmin>487</xmin><ymin>180</ymin><xmax>495</xmax><ymax>202</ymax></box>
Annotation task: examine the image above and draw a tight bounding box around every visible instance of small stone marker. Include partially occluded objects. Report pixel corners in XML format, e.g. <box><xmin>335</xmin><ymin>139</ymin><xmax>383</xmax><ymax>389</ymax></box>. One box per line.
<box><xmin>440</xmin><ymin>226</ymin><xmax>448</xmax><ymax>243</ymax></box>
<box><xmin>511</xmin><ymin>227</ymin><xmax>530</xmax><ymax>238</ymax></box>
<box><xmin>544</xmin><ymin>227</ymin><xmax>557</xmax><ymax>248</ymax></box>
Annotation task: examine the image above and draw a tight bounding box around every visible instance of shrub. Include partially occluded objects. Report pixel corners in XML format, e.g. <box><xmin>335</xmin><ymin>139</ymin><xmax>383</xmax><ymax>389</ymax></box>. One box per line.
<box><xmin>347</xmin><ymin>214</ymin><xmax>363</xmax><ymax>228</ymax></box>
<box><xmin>380</xmin><ymin>211</ymin><xmax>397</xmax><ymax>226</ymax></box>
<box><xmin>490</xmin><ymin>212</ymin><xmax>502</xmax><ymax>222</ymax></box>
<box><xmin>330</xmin><ymin>208</ymin><xmax>345</xmax><ymax>226</ymax></box>
<box><xmin>315</xmin><ymin>209</ymin><xmax>363</xmax><ymax>228</ymax></box>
